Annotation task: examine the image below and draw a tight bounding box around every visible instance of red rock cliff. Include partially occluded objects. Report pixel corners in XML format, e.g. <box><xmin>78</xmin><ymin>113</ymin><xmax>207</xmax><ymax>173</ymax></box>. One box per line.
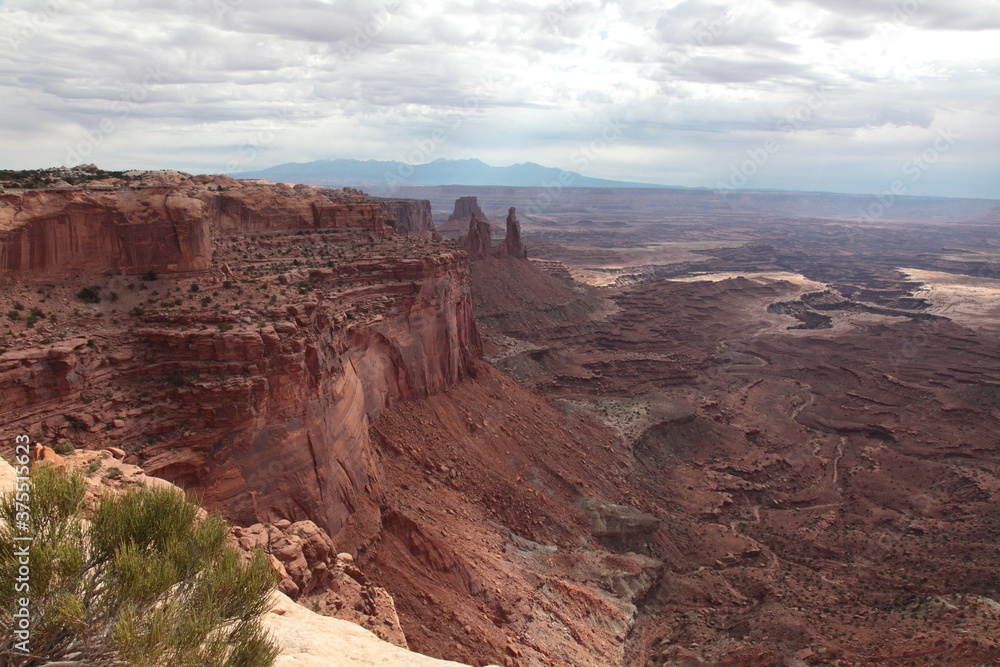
<box><xmin>0</xmin><ymin>188</ymin><xmax>213</xmax><ymax>281</ymax></box>
<box><xmin>0</xmin><ymin>179</ymin><xmax>396</xmax><ymax>284</ymax></box>
<box><xmin>377</xmin><ymin>198</ymin><xmax>438</xmax><ymax>239</ymax></box>
<box><xmin>0</xmin><ymin>181</ymin><xmax>480</xmax><ymax>540</ymax></box>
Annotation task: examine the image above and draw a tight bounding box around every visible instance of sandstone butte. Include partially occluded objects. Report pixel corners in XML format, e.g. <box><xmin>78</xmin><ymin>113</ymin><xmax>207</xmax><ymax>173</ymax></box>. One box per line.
<box><xmin>437</xmin><ymin>195</ymin><xmax>492</xmax><ymax>238</ymax></box>
<box><xmin>0</xmin><ymin>173</ymin><xmax>656</xmax><ymax>666</ymax></box>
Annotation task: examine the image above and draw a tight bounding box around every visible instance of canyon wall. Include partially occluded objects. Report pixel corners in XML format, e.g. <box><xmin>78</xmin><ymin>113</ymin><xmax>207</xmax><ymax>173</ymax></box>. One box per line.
<box><xmin>378</xmin><ymin>198</ymin><xmax>438</xmax><ymax>239</ymax></box>
<box><xmin>0</xmin><ymin>181</ymin><xmax>660</xmax><ymax>666</ymax></box>
<box><xmin>0</xmin><ymin>188</ymin><xmax>213</xmax><ymax>281</ymax></box>
<box><xmin>0</xmin><ymin>252</ymin><xmax>480</xmax><ymax>540</ymax></box>
<box><xmin>0</xmin><ymin>181</ymin><xmax>479</xmax><ymax>541</ymax></box>
<box><xmin>0</xmin><ymin>180</ymin><xmax>394</xmax><ymax>284</ymax></box>
<box><xmin>209</xmin><ymin>185</ymin><xmax>387</xmax><ymax>234</ymax></box>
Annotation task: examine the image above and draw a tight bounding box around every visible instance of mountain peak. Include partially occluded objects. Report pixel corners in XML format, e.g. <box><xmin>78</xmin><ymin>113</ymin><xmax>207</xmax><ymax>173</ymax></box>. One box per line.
<box><xmin>235</xmin><ymin>158</ymin><xmax>666</xmax><ymax>192</ymax></box>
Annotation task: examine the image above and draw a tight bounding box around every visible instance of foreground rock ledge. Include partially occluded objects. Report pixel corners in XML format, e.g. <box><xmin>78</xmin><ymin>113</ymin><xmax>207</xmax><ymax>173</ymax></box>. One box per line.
<box><xmin>266</xmin><ymin>591</ymin><xmax>500</xmax><ymax>667</ymax></box>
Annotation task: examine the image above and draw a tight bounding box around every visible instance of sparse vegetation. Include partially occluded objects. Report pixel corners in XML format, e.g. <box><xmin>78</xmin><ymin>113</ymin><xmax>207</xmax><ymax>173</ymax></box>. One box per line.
<box><xmin>52</xmin><ymin>438</ymin><xmax>75</xmax><ymax>455</ymax></box>
<box><xmin>76</xmin><ymin>286</ymin><xmax>101</xmax><ymax>304</ymax></box>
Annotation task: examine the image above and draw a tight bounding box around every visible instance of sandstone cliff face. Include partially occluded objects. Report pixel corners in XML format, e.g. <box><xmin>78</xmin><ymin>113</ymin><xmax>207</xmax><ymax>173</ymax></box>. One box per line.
<box><xmin>458</xmin><ymin>215</ymin><xmax>493</xmax><ymax>261</ymax></box>
<box><xmin>459</xmin><ymin>206</ymin><xmax>528</xmax><ymax>261</ymax></box>
<box><xmin>378</xmin><ymin>198</ymin><xmax>438</xmax><ymax>239</ymax></box>
<box><xmin>499</xmin><ymin>207</ymin><xmax>527</xmax><ymax>259</ymax></box>
<box><xmin>0</xmin><ymin>188</ymin><xmax>213</xmax><ymax>281</ymax></box>
<box><xmin>211</xmin><ymin>184</ymin><xmax>387</xmax><ymax>234</ymax></box>
<box><xmin>0</xmin><ymin>180</ymin><xmax>397</xmax><ymax>284</ymax></box>
<box><xmin>0</xmin><ymin>249</ymin><xmax>480</xmax><ymax>541</ymax></box>
<box><xmin>437</xmin><ymin>196</ymin><xmax>491</xmax><ymax>237</ymax></box>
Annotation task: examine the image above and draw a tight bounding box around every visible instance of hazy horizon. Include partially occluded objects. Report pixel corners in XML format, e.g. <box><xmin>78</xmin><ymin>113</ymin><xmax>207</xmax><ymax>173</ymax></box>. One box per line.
<box><xmin>1</xmin><ymin>0</ymin><xmax>998</xmax><ymax>199</ymax></box>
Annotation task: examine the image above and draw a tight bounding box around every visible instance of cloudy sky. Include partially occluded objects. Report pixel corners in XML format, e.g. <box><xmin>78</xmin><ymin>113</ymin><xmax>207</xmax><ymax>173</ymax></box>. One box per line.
<box><xmin>1</xmin><ymin>0</ymin><xmax>998</xmax><ymax>198</ymax></box>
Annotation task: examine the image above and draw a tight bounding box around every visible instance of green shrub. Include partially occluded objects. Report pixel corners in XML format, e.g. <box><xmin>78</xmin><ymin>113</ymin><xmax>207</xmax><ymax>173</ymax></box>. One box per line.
<box><xmin>0</xmin><ymin>466</ymin><xmax>279</xmax><ymax>665</ymax></box>
<box><xmin>76</xmin><ymin>287</ymin><xmax>101</xmax><ymax>304</ymax></box>
<box><xmin>141</xmin><ymin>271</ymin><xmax>157</xmax><ymax>281</ymax></box>
<box><xmin>52</xmin><ymin>439</ymin><xmax>74</xmax><ymax>455</ymax></box>
<box><xmin>218</xmin><ymin>323</ymin><xmax>234</xmax><ymax>332</ymax></box>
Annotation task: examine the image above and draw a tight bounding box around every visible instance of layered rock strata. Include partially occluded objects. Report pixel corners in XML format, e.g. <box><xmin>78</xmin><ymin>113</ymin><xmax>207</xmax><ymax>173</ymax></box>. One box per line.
<box><xmin>0</xmin><ymin>177</ymin><xmax>397</xmax><ymax>284</ymax></box>
<box><xmin>459</xmin><ymin>207</ymin><xmax>528</xmax><ymax>261</ymax></box>
<box><xmin>378</xmin><ymin>198</ymin><xmax>439</xmax><ymax>239</ymax></box>
<box><xmin>436</xmin><ymin>195</ymin><xmax>492</xmax><ymax>238</ymax></box>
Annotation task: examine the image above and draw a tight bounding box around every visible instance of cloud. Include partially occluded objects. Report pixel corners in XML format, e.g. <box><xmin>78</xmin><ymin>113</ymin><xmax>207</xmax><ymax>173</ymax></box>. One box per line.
<box><xmin>663</xmin><ymin>56</ymin><xmax>816</xmax><ymax>84</ymax></box>
<box><xmin>0</xmin><ymin>0</ymin><xmax>996</xmax><ymax>198</ymax></box>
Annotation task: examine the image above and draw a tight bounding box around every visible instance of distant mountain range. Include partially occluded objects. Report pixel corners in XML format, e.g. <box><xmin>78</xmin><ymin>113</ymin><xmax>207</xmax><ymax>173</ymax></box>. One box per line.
<box><xmin>233</xmin><ymin>158</ymin><xmax>670</xmax><ymax>192</ymax></box>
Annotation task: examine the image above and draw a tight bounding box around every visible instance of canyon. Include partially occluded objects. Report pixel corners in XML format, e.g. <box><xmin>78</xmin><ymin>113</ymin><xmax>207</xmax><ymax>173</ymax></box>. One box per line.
<box><xmin>2</xmin><ymin>175</ymin><xmax>999</xmax><ymax>666</ymax></box>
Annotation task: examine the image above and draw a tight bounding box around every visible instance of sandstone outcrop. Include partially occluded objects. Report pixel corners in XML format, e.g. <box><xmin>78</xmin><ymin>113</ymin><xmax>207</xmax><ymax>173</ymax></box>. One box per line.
<box><xmin>378</xmin><ymin>198</ymin><xmax>439</xmax><ymax>239</ymax></box>
<box><xmin>0</xmin><ymin>456</ymin><xmax>15</xmax><ymax>496</ymax></box>
<box><xmin>0</xmin><ymin>192</ymin><xmax>481</xmax><ymax>542</ymax></box>
<box><xmin>234</xmin><ymin>519</ymin><xmax>409</xmax><ymax>648</ymax></box>
<box><xmin>499</xmin><ymin>207</ymin><xmax>527</xmax><ymax>259</ymax></box>
<box><xmin>234</xmin><ymin>519</ymin><xmax>336</xmax><ymax>598</ymax></box>
<box><xmin>0</xmin><ymin>188</ymin><xmax>213</xmax><ymax>281</ymax></box>
<box><xmin>437</xmin><ymin>195</ymin><xmax>491</xmax><ymax>238</ymax></box>
<box><xmin>212</xmin><ymin>184</ymin><xmax>387</xmax><ymax>234</ymax></box>
<box><xmin>0</xmin><ymin>178</ymin><xmax>432</xmax><ymax>284</ymax></box>
<box><xmin>458</xmin><ymin>214</ymin><xmax>493</xmax><ymax>261</ymax></box>
<box><xmin>266</xmin><ymin>592</ymin><xmax>479</xmax><ymax>667</ymax></box>
<box><xmin>458</xmin><ymin>206</ymin><xmax>528</xmax><ymax>261</ymax></box>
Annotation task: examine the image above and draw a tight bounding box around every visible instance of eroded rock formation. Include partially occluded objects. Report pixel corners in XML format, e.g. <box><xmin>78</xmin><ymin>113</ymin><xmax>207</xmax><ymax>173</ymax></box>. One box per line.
<box><xmin>458</xmin><ymin>214</ymin><xmax>493</xmax><ymax>260</ymax></box>
<box><xmin>0</xmin><ymin>178</ymin><xmax>664</xmax><ymax>666</ymax></box>
<box><xmin>0</xmin><ymin>188</ymin><xmax>213</xmax><ymax>281</ymax></box>
<box><xmin>499</xmin><ymin>207</ymin><xmax>527</xmax><ymax>259</ymax></box>
<box><xmin>0</xmin><ymin>251</ymin><xmax>480</xmax><ymax>541</ymax></box>
<box><xmin>438</xmin><ymin>195</ymin><xmax>490</xmax><ymax>238</ymax></box>
<box><xmin>0</xmin><ymin>178</ymin><xmax>396</xmax><ymax>284</ymax></box>
<box><xmin>378</xmin><ymin>198</ymin><xmax>439</xmax><ymax>239</ymax></box>
<box><xmin>458</xmin><ymin>206</ymin><xmax>528</xmax><ymax>262</ymax></box>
